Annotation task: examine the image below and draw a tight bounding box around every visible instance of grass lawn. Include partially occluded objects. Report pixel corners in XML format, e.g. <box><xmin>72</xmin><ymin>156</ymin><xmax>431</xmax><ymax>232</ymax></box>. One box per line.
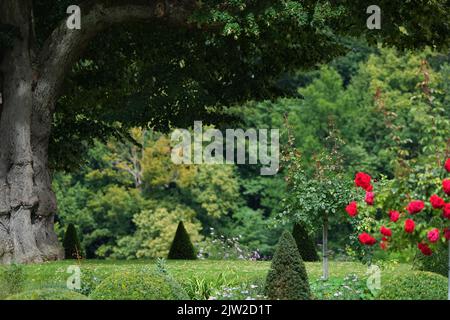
<box><xmin>2</xmin><ymin>259</ymin><xmax>418</xmax><ymax>300</ymax></box>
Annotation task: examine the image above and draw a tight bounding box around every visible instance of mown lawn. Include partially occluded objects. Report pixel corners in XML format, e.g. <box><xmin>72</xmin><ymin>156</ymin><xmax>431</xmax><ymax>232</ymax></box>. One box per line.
<box><xmin>9</xmin><ymin>259</ymin><xmax>415</xmax><ymax>295</ymax></box>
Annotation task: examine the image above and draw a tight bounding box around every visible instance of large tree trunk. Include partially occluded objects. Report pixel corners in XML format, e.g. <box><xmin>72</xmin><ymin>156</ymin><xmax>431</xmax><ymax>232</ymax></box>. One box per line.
<box><xmin>0</xmin><ymin>0</ymin><xmax>63</xmax><ymax>264</ymax></box>
<box><xmin>0</xmin><ymin>0</ymin><xmax>198</xmax><ymax>264</ymax></box>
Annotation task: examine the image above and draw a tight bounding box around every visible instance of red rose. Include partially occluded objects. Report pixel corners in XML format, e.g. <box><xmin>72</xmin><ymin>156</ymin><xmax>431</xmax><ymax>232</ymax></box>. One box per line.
<box><xmin>404</xmin><ymin>219</ymin><xmax>415</xmax><ymax>233</ymax></box>
<box><xmin>380</xmin><ymin>226</ymin><xmax>392</xmax><ymax>237</ymax></box>
<box><xmin>443</xmin><ymin>179</ymin><xmax>450</xmax><ymax>195</ymax></box>
<box><xmin>358</xmin><ymin>232</ymin><xmax>376</xmax><ymax>246</ymax></box>
<box><xmin>389</xmin><ymin>210</ymin><xmax>400</xmax><ymax>222</ymax></box>
<box><xmin>354</xmin><ymin>172</ymin><xmax>372</xmax><ymax>191</ymax></box>
<box><xmin>444</xmin><ymin>228</ymin><xmax>450</xmax><ymax>241</ymax></box>
<box><xmin>365</xmin><ymin>192</ymin><xmax>375</xmax><ymax>206</ymax></box>
<box><xmin>443</xmin><ymin>203</ymin><xmax>450</xmax><ymax>219</ymax></box>
<box><xmin>406</xmin><ymin>200</ymin><xmax>425</xmax><ymax>214</ymax></box>
<box><xmin>346</xmin><ymin>201</ymin><xmax>358</xmax><ymax>217</ymax></box>
<box><xmin>418</xmin><ymin>242</ymin><xmax>433</xmax><ymax>256</ymax></box>
<box><xmin>445</xmin><ymin>158</ymin><xmax>450</xmax><ymax>173</ymax></box>
<box><xmin>366</xmin><ymin>184</ymin><xmax>373</xmax><ymax>192</ymax></box>
<box><xmin>427</xmin><ymin>228</ymin><xmax>440</xmax><ymax>243</ymax></box>
<box><xmin>430</xmin><ymin>194</ymin><xmax>445</xmax><ymax>209</ymax></box>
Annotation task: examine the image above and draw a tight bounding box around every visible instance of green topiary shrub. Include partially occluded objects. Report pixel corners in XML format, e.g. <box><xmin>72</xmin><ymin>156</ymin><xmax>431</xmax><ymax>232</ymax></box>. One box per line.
<box><xmin>292</xmin><ymin>223</ymin><xmax>319</xmax><ymax>262</ymax></box>
<box><xmin>63</xmin><ymin>223</ymin><xmax>82</xmax><ymax>259</ymax></box>
<box><xmin>6</xmin><ymin>288</ymin><xmax>90</xmax><ymax>300</ymax></box>
<box><xmin>265</xmin><ymin>230</ymin><xmax>311</xmax><ymax>300</ymax></box>
<box><xmin>168</xmin><ymin>221</ymin><xmax>197</xmax><ymax>260</ymax></box>
<box><xmin>90</xmin><ymin>268</ymin><xmax>188</xmax><ymax>300</ymax></box>
<box><xmin>378</xmin><ymin>271</ymin><xmax>448</xmax><ymax>300</ymax></box>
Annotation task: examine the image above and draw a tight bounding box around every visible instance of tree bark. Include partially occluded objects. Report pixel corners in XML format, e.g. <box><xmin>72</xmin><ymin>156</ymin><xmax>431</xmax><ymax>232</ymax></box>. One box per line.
<box><xmin>0</xmin><ymin>0</ymin><xmax>47</xmax><ymax>263</ymax></box>
<box><xmin>0</xmin><ymin>0</ymin><xmax>199</xmax><ymax>264</ymax></box>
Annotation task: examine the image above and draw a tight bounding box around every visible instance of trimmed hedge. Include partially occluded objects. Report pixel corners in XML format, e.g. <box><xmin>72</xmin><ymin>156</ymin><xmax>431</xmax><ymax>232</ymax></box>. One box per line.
<box><xmin>292</xmin><ymin>223</ymin><xmax>319</xmax><ymax>262</ymax></box>
<box><xmin>6</xmin><ymin>288</ymin><xmax>89</xmax><ymax>300</ymax></box>
<box><xmin>168</xmin><ymin>221</ymin><xmax>197</xmax><ymax>260</ymax></box>
<box><xmin>265</xmin><ymin>231</ymin><xmax>311</xmax><ymax>300</ymax></box>
<box><xmin>90</xmin><ymin>269</ymin><xmax>188</xmax><ymax>300</ymax></box>
<box><xmin>378</xmin><ymin>271</ymin><xmax>448</xmax><ymax>300</ymax></box>
<box><xmin>63</xmin><ymin>223</ymin><xmax>82</xmax><ymax>259</ymax></box>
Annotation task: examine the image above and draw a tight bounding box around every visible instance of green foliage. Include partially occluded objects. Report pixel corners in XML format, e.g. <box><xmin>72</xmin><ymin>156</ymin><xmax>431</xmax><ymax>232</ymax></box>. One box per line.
<box><xmin>168</xmin><ymin>222</ymin><xmax>197</xmax><ymax>260</ymax></box>
<box><xmin>415</xmin><ymin>243</ymin><xmax>449</xmax><ymax>277</ymax></box>
<box><xmin>6</xmin><ymin>288</ymin><xmax>89</xmax><ymax>300</ymax></box>
<box><xmin>265</xmin><ymin>231</ymin><xmax>311</xmax><ymax>300</ymax></box>
<box><xmin>311</xmin><ymin>274</ymin><xmax>374</xmax><ymax>300</ymax></box>
<box><xmin>90</xmin><ymin>268</ymin><xmax>188</xmax><ymax>300</ymax></box>
<box><xmin>63</xmin><ymin>223</ymin><xmax>82</xmax><ymax>259</ymax></box>
<box><xmin>378</xmin><ymin>271</ymin><xmax>448</xmax><ymax>300</ymax></box>
<box><xmin>292</xmin><ymin>223</ymin><xmax>319</xmax><ymax>262</ymax></box>
<box><xmin>0</xmin><ymin>264</ymin><xmax>25</xmax><ymax>299</ymax></box>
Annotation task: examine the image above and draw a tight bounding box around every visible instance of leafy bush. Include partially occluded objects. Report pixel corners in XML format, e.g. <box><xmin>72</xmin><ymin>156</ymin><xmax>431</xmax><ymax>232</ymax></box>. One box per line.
<box><xmin>265</xmin><ymin>231</ymin><xmax>311</xmax><ymax>300</ymax></box>
<box><xmin>74</xmin><ymin>268</ymin><xmax>104</xmax><ymax>296</ymax></box>
<box><xmin>414</xmin><ymin>244</ymin><xmax>449</xmax><ymax>277</ymax></box>
<box><xmin>0</xmin><ymin>264</ymin><xmax>25</xmax><ymax>298</ymax></box>
<box><xmin>310</xmin><ymin>274</ymin><xmax>374</xmax><ymax>300</ymax></box>
<box><xmin>197</xmin><ymin>231</ymin><xmax>255</xmax><ymax>260</ymax></box>
<box><xmin>378</xmin><ymin>271</ymin><xmax>448</xmax><ymax>300</ymax></box>
<box><xmin>209</xmin><ymin>278</ymin><xmax>267</xmax><ymax>300</ymax></box>
<box><xmin>63</xmin><ymin>223</ymin><xmax>82</xmax><ymax>259</ymax></box>
<box><xmin>90</xmin><ymin>268</ymin><xmax>188</xmax><ymax>300</ymax></box>
<box><xmin>168</xmin><ymin>221</ymin><xmax>197</xmax><ymax>260</ymax></box>
<box><xmin>292</xmin><ymin>223</ymin><xmax>319</xmax><ymax>262</ymax></box>
<box><xmin>6</xmin><ymin>288</ymin><xmax>89</xmax><ymax>300</ymax></box>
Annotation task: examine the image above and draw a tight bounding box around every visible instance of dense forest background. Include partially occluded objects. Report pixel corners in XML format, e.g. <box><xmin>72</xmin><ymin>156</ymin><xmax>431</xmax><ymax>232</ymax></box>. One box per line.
<box><xmin>53</xmin><ymin>43</ymin><xmax>450</xmax><ymax>260</ymax></box>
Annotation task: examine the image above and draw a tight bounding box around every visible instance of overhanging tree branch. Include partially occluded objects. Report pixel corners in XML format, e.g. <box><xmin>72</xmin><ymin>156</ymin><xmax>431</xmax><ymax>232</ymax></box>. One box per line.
<box><xmin>34</xmin><ymin>0</ymin><xmax>198</xmax><ymax>112</ymax></box>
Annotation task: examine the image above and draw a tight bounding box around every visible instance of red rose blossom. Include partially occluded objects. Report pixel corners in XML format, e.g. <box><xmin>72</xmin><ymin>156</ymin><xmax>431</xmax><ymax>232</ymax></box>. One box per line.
<box><xmin>345</xmin><ymin>201</ymin><xmax>358</xmax><ymax>217</ymax></box>
<box><xmin>430</xmin><ymin>194</ymin><xmax>445</xmax><ymax>209</ymax></box>
<box><xmin>427</xmin><ymin>228</ymin><xmax>440</xmax><ymax>243</ymax></box>
<box><xmin>365</xmin><ymin>192</ymin><xmax>375</xmax><ymax>206</ymax></box>
<box><xmin>443</xmin><ymin>179</ymin><xmax>450</xmax><ymax>195</ymax></box>
<box><xmin>389</xmin><ymin>210</ymin><xmax>400</xmax><ymax>222</ymax></box>
<box><xmin>444</xmin><ymin>228</ymin><xmax>450</xmax><ymax>241</ymax></box>
<box><xmin>406</xmin><ymin>200</ymin><xmax>425</xmax><ymax>214</ymax></box>
<box><xmin>358</xmin><ymin>232</ymin><xmax>376</xmax><ymax>246</ymax></box>
<box><xmin>445</xmin><ymin>158</ymin><xmax>450</xmax><ymax>173</ymax></box>
<box><xmin>354</xmin><ymin>172</ymin><xmax>372</xmax><ymax>191</ymax></box>
<box><xmin>443</xmin><ymin>203</ymin><xmax>450</xmax><ymax>219</ymax></box>
<box><xmin>404</xmin><ymin>219</ymin><xmax>415</xmax><ymax>233</ymax></box>
<box><xmin>418</xmin><ymin>242</ymin><xmax>433</xmax><ymax>256</ymax></box>
<box><xmin>380</xmin><ymin>226</ymin><xmax>392</xmax><ymax>237</ymax></box>
<box><xmin>366</xmin><ymin>184</ymin><xmax>373</xmax><ymax>192</ymax></box>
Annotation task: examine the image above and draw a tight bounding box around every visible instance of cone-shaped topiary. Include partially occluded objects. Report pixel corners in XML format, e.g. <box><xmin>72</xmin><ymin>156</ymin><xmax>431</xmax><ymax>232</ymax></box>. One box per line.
<box><xmin>292</xmin><ymin>223</ymin><xmax>319</xmax><ymax>262</ymax></box>
<box><xmin>168</xmin><ymin>221</ymin><xmax>197</xmax><ymax>260</ymax></box>
<box><xmin>63</xmin><ymin>223</ymin><xmax>82</xmax><ymax>259</ymax></box>
<box><xmin>265</xmin><ymin>230</ymin><xmax>311</xmax><ymax>300</ymax></box>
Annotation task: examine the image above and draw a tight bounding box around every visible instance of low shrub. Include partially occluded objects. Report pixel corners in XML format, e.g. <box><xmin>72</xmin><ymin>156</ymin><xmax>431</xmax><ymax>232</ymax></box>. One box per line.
<box><xmin>90</xmin><ymin>268</ymin><xmax>188</xmax><ymax>300</ymax></box>
<box><xmin>378</xmin><ymin>271</ymin><xmax>448</xmax><ymax>300</ymax></box>
<box><xmin>6</xmin><ymin>288</ymin><xmax>89</xmax><ymax>300</ymax></box>
<box><xmin>310</xmin><ymin>274</ymin><xmax>374</xmax><ymax>300</ymax></box>
<box><xmin>414</xmin><ymin>244</ymin><xmax>449</xmax><ymax>277</ymax></box>
<box><xmin>0</xmin><ymin>264</ymin><xmax>25</xmax><ymax>298</ymax></box>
